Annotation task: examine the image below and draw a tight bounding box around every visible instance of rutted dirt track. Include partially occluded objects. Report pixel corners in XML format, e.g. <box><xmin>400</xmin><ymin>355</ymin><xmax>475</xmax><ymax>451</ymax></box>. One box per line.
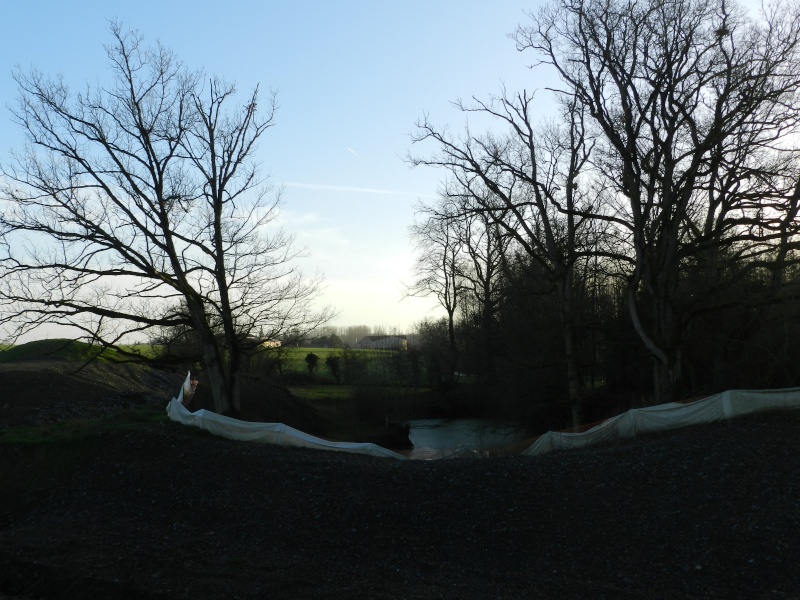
<box><xmin>1</xmin><ymin>363</ymin><xmax>799</xmax><ymax>599</ymax></box>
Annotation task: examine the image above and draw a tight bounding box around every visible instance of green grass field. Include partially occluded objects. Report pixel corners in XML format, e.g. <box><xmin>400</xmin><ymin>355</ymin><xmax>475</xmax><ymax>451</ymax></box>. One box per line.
<box><xmin>0</xmin><ymin>339</ymin><xmax>168</xmax><ymax>363</ymax></box>
<box><xmin>280</xmin><ymin>347</ymin><xmax>342</xmax><ymax>373</ymax></box>
<box><xmin>0</xmin><ymin>339</ymin><xmax>122</xmax><ymax>363</ymax></box>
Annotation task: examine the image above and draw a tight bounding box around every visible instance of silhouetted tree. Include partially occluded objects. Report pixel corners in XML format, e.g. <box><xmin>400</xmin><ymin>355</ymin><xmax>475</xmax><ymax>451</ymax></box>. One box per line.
<box><xmin>305</xmin><ymin>353</ymin><xmax>320</xmax><ymax>375</ymax></box>
<box><xmin>516</xmin><ymin>0</ymin><xmax>800</xmax><ymax>403</ymax></box>
<box><xmin>325</xmin><ymin>355</ymin><xmax>342</xmax><ymax>383</ymax></box>
<box><xmin>407</xmin><ymin>199</ymin><xmax>464</xmax><ymax>376</ymax></box>
<box><xmin>0</xmin><ymin>24</ymin><xmax>331</xmax><ymax>416</ymax></box>
<box><xmin>412</xmin><ymin>91</ymin><xmax>598</xmax><ymax>425</ymax></box>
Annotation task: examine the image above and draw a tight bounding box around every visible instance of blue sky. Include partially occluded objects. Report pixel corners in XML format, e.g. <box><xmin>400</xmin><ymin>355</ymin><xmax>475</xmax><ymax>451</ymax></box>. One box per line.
<box><xmin>0</xmin><ymin>1</ymin><xmax>555</xmax><ymax>333</ymax></box>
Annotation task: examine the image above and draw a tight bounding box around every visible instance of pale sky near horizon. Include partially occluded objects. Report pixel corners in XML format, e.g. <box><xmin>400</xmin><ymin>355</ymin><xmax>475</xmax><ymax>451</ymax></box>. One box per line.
<box><xmin>0</xmin><ymin>0</ymin><xmax>559</xmax><ymax>339</ymax></box>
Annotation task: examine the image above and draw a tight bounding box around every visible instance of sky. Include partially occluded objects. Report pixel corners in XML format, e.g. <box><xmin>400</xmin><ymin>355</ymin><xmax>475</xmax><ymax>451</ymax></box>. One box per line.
<box><xmin>0</xmin><ymin>1</ymin><xmax>558</xmax><ymax>336</ymax></box>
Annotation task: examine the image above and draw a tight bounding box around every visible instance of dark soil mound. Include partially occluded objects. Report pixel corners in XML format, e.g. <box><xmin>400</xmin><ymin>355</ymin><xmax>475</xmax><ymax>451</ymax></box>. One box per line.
<box><xmin>0</xmin><ymin>361</ymin><xmax>178</xmax><ymax>429</ymax></box>
<box><xmin>186</xmin><ymin>375</ymin><xmax>324</xmax><ymax>435</ymax></box>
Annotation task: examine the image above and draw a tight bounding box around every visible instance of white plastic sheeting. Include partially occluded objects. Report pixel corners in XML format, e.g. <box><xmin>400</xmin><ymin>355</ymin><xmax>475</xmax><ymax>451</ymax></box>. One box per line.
<box><xmin>522</xmin><ymin>387</ymin><xmax>800</xmax><ymax>456</ymax></box>
<box><xmin>167</xmin><ymin>373</ymin><xmax>800</xmax><ymax>460</ymax></box>
<box><xmin>167</xmin><ymin>376</ymin><xmax>408</xmax><ymax>460</ymax></box>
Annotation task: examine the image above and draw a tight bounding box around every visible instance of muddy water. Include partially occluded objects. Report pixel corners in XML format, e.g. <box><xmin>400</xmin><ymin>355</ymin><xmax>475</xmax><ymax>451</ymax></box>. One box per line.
<box><xmin>406</xmin><ymin>418</ymin><xmax>533</xmax><ymax>458</ymax></box>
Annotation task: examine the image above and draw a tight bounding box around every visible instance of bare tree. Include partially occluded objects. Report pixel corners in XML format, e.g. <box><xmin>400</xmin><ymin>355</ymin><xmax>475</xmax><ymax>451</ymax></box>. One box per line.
<box><xmin>457</xmin><ymin>205</ymin><xmax>513</xmax><ymax>382</ymax></box>
<box><xmin>516</xmin><ymin>0</ymin><xmax>800</xmax><ymax>403</ymax></box>
<box><xmin>411</xmin><ymin>91</ymin><xmax>599</xmax><ymax>426</ymax></box>
<box><xmin>0</xmin><ymin>24</ymin><xmax>331</xmax><ymax>416</ymax></box>
<box><xmin>407</xmin><ymin>198</ymin><xmax>464</xmax><ymax>380</ymax></box>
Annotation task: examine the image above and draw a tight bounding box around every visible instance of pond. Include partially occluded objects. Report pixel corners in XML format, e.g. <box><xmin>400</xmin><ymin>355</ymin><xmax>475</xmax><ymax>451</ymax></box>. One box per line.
<box><xmin>405</xmin><ymin>418</ymin><xmax>534</xmax><ymax>459</ymax></box>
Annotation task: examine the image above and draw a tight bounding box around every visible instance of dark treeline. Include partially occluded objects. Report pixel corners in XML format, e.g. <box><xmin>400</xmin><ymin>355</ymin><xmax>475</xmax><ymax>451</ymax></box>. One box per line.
<box><xmin>411</xmin><ymin>249</ymin><xmax>800</xmax><ymax>429</ymax></box>
<box><xmin>408</xmin><ymin>0</ymin><xmax>800</xmax><ymax>428</ymax></box>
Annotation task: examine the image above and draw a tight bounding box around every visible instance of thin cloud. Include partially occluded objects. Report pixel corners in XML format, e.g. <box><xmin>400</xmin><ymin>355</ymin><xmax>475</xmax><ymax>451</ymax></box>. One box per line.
<box><xmin>347</xmin><ymin>147</ymin><xmax>361</xmax><ymax>158</ymax></box>
<box><xmin>284</xmin><ymin>181</ymin><xmax>436</xmax><ymax>199</ymax></box>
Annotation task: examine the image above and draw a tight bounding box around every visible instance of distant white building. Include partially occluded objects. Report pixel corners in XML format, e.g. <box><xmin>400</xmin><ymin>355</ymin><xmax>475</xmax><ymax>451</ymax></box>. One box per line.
<box><xmin>355</xmin><ymin>335</ymin><xmax>407</xmax><ymax>350</ymax></box>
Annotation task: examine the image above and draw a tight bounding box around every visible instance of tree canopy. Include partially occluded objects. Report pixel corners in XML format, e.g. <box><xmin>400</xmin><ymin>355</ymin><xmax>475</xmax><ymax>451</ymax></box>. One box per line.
<box><xmin>411</xmin><ymin>0</ymin><xmax>800</xmax><ymax>413</ymax></box>
<box><xmin>0</xmin><ymin>24</ymin><xmax>331</xmax><ymax>415</ymax></box>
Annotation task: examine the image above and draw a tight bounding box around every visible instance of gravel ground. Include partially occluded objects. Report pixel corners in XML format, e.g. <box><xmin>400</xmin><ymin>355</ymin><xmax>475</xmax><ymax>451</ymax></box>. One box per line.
<box><xmin>1</xmin><ymin>394</ymin><xmax>799</xmax><ymax>599</ymax></box>
<box><xmin>1</xmin><ymin>361</ymin><xmax>799</xmax><ymax>598</ymax></box>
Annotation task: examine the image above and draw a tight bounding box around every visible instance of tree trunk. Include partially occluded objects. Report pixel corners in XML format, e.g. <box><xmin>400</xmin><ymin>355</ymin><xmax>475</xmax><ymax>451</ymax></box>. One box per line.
<box><xmin>446</xmin><ymin>306</ymin><xmax>458</xmax><ymax>383</ymax></box>
<box><xmin>651</xmin><ymin>290</ymin><xmax>682</xmax><ymax>405</ymax></box>
<box><xmin>188</xmin><ymin>299</ymin><xmax>236</xmax><ymax>417</ymax></box>
<box><xmin>229</xmin><ymin>369</ymin><xmax>242</xmax><ymax>419</ymax></box>
<box><xmin>202</xmin><ymin>341</ymin><xmax>231</xmax><ymax>415</ymax></box>
<box><xmin>626</xmin><ymin>281</ymin><xmax>683</xmax><ymax>405</ymax></box>
<box><xmin>559</xmin><ymin>279</ymin><xmax>583</xmax><ymax>428</ymax></box>
<box><xmin>653</xmin><ymin>351</ymin><xmax>681</xmax><ymax>406</ymax></box>
<box><xmin>226</xmin><ymin>344</ymin><xmax>243</xmax><ymax>418</ymax></box>
<box><xmin>482</xmin><ymin>307</ymin><xmax>496</xmax><ymax>383</ymax></box>
<box><xmin>561</xmin><ymin>315</ymin><xmax>583</xmax><ymax>428</ymax></box>
<box><xmin>201</xmin><ymin>352</ymin><xmax>242</xmax><ymax>419</ymax></box>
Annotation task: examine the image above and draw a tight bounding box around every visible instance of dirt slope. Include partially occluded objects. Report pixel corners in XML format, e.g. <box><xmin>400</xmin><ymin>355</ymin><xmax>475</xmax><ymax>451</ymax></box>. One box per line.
<box><xmin>0</xmin><ymin>361</ymin><xmax>179</xmax><ymax>428</ymax></box>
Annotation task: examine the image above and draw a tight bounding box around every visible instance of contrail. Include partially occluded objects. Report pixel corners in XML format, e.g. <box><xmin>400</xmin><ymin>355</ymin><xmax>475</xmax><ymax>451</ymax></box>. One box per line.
<box><xmin>347</xmin><ymin>147</ymin><xmax>361</xmax><ymax>158</ymax></box>
<box><xmin>283</xmin><ymin>182</ymin><xmax>436</xmax><ymax>199</ymax></box>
